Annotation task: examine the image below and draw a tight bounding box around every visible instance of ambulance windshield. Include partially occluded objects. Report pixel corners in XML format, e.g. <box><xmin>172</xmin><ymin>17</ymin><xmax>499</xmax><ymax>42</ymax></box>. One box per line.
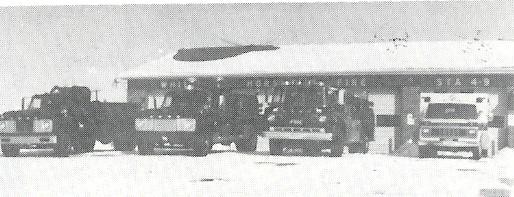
<box><xmin>425</xmin><ymin>103</ymin><xmax>478</xmax><ymax>119</ymax></box>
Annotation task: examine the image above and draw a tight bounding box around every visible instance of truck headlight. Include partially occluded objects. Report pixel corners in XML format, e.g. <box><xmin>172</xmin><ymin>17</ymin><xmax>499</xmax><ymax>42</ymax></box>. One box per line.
<box><xmin>0</xmin><ymin>121</ymin><xmax>16</xmax><ymax>133</ymax></box>
<box><xmin>421</xmin><ymin>129</ymin><xmax>430</xmax><ymax>136</ymax></box>
<box><xmin>318</xmin><ymin>116</ymin><xmax>327</xmax><ymax>122</ymax></box>
<box><xmin>177</xmin><ymin>119</ymin><xmax>196</xmax><ymax>132</ymax></box>
<box><xmin>33</xmin><ymin>119</ymin><xmax>53</xmax><ymax>133</ymax></box>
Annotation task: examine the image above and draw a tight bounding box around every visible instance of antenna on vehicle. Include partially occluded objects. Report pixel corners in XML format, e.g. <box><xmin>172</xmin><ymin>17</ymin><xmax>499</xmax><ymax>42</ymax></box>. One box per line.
<box><xmin>21</xmin><ymin>97</ymin><xmax>25</xmax><ymax>110</ymax></box>
<box><xmin>93</xmin><ymin>90</ymin><xmax>100</xmax><ymax>101</ymax></box>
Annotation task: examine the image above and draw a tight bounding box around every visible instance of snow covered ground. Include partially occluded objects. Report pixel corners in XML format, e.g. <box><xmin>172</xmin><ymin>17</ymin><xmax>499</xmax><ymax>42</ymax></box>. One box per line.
<box><xmin>0</xmin><ymin>139</ymin><xmax>512</xmax><ymax>197</ymax></box>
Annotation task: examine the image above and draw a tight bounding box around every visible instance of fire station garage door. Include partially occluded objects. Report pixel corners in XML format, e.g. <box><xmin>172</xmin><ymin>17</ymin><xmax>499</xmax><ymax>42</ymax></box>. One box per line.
<box><xmin>368</xmin><ymin>94</ymin><xmax>396</xmax><ymax>154</ymax></box>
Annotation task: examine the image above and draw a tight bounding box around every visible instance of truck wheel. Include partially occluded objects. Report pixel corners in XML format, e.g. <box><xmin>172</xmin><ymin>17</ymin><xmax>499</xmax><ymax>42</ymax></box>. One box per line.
<box><xmin>114</xmin><ymin>138</ymin><xmax>136</xmax><ymax>151</ymax></box>
<box><xmin>471</xmin><ymin>147</ymin><xmax>481</xmax><ymax>160</ymax></box>
<box><xmin>192</xmin><ymin>134</ymin><xmax>211</xmax><ymax>157</ymax></box>
<box><xmin>235</xmin><ymin>133</ymin><xmax>258</xmax><ymax>152</ymax></box>
<box><xmin>54</xmin><ymin>133</ymin><xmax>72</xmax><ymax>157</ymax></box>
<box><xmin>74</xmin><ymin>133</ymin><xmax>95</xmax><ymax>153</ymax></box>
<box><xmin>80</xmin><ymin>135</ymin><xmax>96</xmax><ymax>153</ymax></box>
<box><xmin>348</xmin><ymin>143</ymin><xmax>360</xmax><ymax>154</ymax></box>
<box><xmin>361</xmin><ymin>143</ymin><xmax>369</xmax><ymax>154</ymax></box>
<box><xmin>330</xmin><ymin>138</ymin><xmax>343</xmax><ymax>157</ymax></box>
<box><xmin>304</xmin><ymin>141</ymin><xmax>321</xmax><ymax>156</ymax></box>
<box><xmin>418</xmin><ymin>145</ymin><xmax>436</xmax><ymax>158</ymax></box>
<box><xmin>1</xmin><ymin>144</ymin><xmax>20</xmax><ymax>157</ymax></box>
<box><xmin>137</xmin><ymin>133</ymin><xmax>154</xmax><ymax>155</ymax></box>
<box><xmin>269</xmin><ymin>139</ymin><xmax>283</xmax><ymax>155</ymax></box>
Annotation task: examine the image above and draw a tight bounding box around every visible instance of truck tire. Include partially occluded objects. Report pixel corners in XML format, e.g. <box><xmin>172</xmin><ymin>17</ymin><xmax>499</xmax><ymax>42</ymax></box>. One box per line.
<box><xmin>330</xmin><ymin>138</ymin><xmax>343</xmax><ymax>157</ymax></box>
<box><xmin>1</xmin><ymin>144</ymin><xmax>20</xmax><ymax>157</ymax></box>
<box><xmin>192</xmin><ymin>134</ymin><xmax>211</xmax><ymax>157</ymax></box>
<box><xmin>235</xmin><ymin>129</ymin><xmax>258</xmax><ymax>152</ymax></box>
<box><xmin>137</xmin><ymin>133</ymin><xmax>154</xmax><ymax>155</ymax></box>
<box><xmin>79</xmin><ymin>135</ymin><xmax>96</xmax><ymax>153</ymax></box>
<box><xmin>418</xmin><ymin>145</ymin><xmax>436</xmax><ymax>158</ymax></box>
<box><xmin>54</xmin><ymin>133</ymin><xmax>72</xmax><ymax>157</ymax></box>
<box><xmin>114</xmin><ymin>138</ymin><xmax>136</xmax><ymax>151</ymax></box>
<box><xmin>348</xmin><ymin>143</ymin><xmax>361</xmax><ymax>154</ymax></box>
<box><xmin>471</xmin><ymin>147</ymin><xmax>481</xmax><ymax>160</ymax></box>
<box><xmin>74</xmin><ymin>133</ymin><xmax>95</xmax><ymax>153</ymax></box>
<box><xmin>304</xmin><ymin>141</ymin><xmax>321</xmax><ymax>156</ymax></box>
<box><xmin>269</xmin><ymin>139</ymin><xmax>283</xmax><ymax>155</ymax></box>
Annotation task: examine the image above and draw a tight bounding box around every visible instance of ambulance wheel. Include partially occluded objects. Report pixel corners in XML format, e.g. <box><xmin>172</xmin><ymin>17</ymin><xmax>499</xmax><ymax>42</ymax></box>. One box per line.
<box><xmin>192</xmin><ymin>134</ymin><xmax>211</xmax><ymax>157</ymax></box>
<box><xmin>361</xmin><ymin>143</ymin><xmax>369</xmax><ymax>154</ymax></box>
<box><xmin>348</xmin><ymin>143</ymin><xmax>359</xmax><ymax>154</ymax></box>
<box><xmin>269</xmin><ymin>139</ymin><xmax>283</xmax><ymax>155</ymax></box>
<box><xmin>418</xmin><ymin>145</ymin><xmax>436</xmax><ymax>158</ymax></box>
<box><xmin>471</xmin><ymin>147</ymin><xmax>481</xmax><ymax>160</ymax></box>
<box><xmin>481</xmin><ymin>149</ymin><xmax>488</xmax><ymax>158</ymax></box>
<box><xmin>1</xmin><ymin>144</ymin><xmax>20</xmax><ymax>157</ymax></box>
<box><xmin>330</xmin><ymin>138</ymin><xmax>343</xmax><ymax>157</ymax></box>
<box><xmin>137</xmin><ymin>134</ymin><xmax>154</xmax><ymax>155</ymax></box>
<box><xmin>54</xmin><ymin>133</ymin><xmax>72</xmax><ymax>157</ymax></box>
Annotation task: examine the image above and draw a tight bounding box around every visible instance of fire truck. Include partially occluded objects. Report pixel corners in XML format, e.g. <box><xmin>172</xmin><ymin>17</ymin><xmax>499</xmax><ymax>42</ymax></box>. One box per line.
<box><xmin>263</xmin><ymin>83</ymin><xmax>375</xmax><ymax>157</ymax></box>
<box><xmin>0</xmin><ymin>86</ymin><xmax>138</xmax><ymax>157</ymax></box>
<box><xmin>418</xmin><ymin>93</ymin><xmax>496</xmax><ymax>160</ymax></box>
<box><xmin>135</xmin><ymin>78</ymin><xmax>262</xmax><ymax>156</ymax></box>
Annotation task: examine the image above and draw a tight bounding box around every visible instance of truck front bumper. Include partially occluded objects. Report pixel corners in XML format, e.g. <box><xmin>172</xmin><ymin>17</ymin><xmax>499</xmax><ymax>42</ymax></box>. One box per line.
<box><xmin>264</xmin><ymin>131</ymin><xmax>333</xmax><ymax>141</ymax></box>
<box><xmin>418</xmin><ymin>139</ymin><xmax>479</xmax><ymax>148</ymax></box>
<box><xmin>0</xmin><ymin>133</ymin><xmax>57</xmax><ymax>145</ymax></box>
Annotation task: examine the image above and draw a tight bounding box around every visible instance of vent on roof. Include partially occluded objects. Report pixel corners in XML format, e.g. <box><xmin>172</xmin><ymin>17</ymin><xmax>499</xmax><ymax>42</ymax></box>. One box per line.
<box><xmin>173</xmin><ymin>44</ymin><xmax>279</xmax><ymax>62</ymax></box>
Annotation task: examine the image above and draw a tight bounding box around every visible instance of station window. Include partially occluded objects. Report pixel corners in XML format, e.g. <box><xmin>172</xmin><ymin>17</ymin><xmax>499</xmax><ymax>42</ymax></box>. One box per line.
<box><xmin>155</xmin><ymin>96</ymin><xmax>164</xmax><ymax>108</ymax></box>
<box><xmin>376</xmin><ymin>115</ymin><xmax>401</xmax><ymax>127</ymax></box>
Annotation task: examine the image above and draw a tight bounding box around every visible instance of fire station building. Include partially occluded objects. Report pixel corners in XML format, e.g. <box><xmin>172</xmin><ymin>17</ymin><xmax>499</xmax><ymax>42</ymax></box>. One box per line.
<box><xmin>119</xmin><ymin>40</ymin><xmax>514</xmax><ymax>154</ymax></box>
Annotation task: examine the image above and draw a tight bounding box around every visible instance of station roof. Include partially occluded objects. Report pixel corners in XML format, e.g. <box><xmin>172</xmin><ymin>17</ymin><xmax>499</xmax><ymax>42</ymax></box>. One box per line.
<box><xmin>118</xmin><ymin>40</ymin><xmax>514</xmax><ymax>80</ymax></box>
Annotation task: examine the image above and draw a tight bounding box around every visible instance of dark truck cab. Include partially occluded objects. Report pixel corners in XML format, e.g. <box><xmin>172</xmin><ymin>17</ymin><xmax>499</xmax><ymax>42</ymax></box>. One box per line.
<box><xmin>135</xmin><ymin>87</ymin><xmax>261</xmax><ymax>156</ymax></box>
<box><xmin>264</xmin><ymin>85</ymin><xmax>375</xmax><ymax>156</ymax></box>
<box><xmin>0</xmin><ymin>86</ymin><xmax>138</xmax><ymax>157</ymax></box>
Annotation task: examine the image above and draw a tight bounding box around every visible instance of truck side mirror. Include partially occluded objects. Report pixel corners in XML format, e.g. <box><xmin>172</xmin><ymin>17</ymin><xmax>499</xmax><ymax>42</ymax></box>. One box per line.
<box><xmin>338</xmin><ymin>89</ymin><xmax>345</xmax><ymax>105</ymax></box>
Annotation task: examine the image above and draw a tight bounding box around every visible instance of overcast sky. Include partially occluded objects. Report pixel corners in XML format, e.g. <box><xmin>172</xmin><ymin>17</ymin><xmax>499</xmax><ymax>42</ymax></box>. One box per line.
<box><xmin>0</xmin><ymin>1</ymin><xmax>513</xmax><ymax>112</ymax></box>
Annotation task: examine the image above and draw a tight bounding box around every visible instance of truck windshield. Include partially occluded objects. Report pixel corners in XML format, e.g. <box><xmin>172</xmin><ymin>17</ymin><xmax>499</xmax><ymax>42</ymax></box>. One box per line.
<box><xmin>162</xmin><ymin>90</ymin><xmax>208</xmax><ymax>111</ymax></box>
<box><xmin>284</xmin><ymin>87</ymin><xmax>324</xmax><ymax>111</ymax></box>
<box><xmin>29</xmin><ymin>98</ymin><xmax>41</xmax><ymax>109</ymax></box>
<box><xmin>425</xmin><ymin>103</ymin><xmax>478</xmax><ymax>119</ymax></box>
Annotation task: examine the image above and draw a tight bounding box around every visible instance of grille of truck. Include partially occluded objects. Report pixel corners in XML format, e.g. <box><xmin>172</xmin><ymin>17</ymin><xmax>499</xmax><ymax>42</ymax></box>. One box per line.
<box><xmin>429</xmin><ymin>128</ymin><xmax>469</xmax><ymax>137</ymax></box>
<box><xmin>16</xmin><ymin>118</ymin><xmax>33</xmax><ymax>133</ymax></box>
<box><xmin>270</xmin><ymin>127</ymin><xmax>325</xmax><ymax>133</ymax></box>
